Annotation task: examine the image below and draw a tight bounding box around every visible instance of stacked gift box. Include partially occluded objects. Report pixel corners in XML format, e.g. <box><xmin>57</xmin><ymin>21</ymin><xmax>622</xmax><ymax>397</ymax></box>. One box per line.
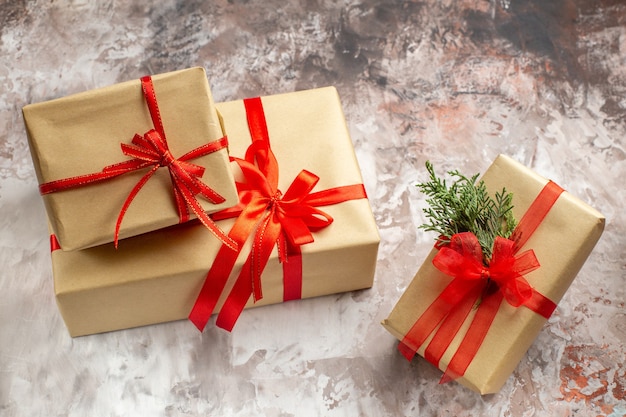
<box><xmin>23</xmin><ymin>67</ymin><xmax>605</xmax><ymax>395</ymax></box>
<box><xmin>23</xmin><ymin>67</ymin><xmax>380</xmax><ymax>337</ymax></box>
<box><xmin>24</xmin><ymin>68</ymin><xmax>239</xmax><ymax>251</ymax></box>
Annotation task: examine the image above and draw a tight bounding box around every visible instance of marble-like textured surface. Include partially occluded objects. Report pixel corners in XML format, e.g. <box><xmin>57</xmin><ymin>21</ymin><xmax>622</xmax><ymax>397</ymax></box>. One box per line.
<box><xmin>1</xmin><ymin>0</ymin><xmax>625</xmax><ymax>415</ymax></box>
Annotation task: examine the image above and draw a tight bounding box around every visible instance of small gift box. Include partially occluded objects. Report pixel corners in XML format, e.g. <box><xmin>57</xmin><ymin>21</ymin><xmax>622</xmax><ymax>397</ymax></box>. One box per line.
<box><xmin>382</xmin><ymin>155</ymin><xmax>605</xmax><ymax>394</ymax></box>
<box><xmin>50</xmin><ymin>86</ymin><xmax>380</xmax><ymax>337</ymax></box>
<box><xmin>24</xmin><ymin>67</ymin><xmax>238</xmax><ymax>251</ymax></box>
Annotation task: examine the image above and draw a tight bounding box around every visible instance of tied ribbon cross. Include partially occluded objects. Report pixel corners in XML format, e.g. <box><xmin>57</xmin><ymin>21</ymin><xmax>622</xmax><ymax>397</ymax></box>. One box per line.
<box><xmin>399</xmin><ymin>179</ymin><xmax>564</xmax><ymax>384</ymax></box>
<box><xmin>39</xmin><ymin>76</ymin><xmax>236</xmax><ymax>250</ymax></box>
<box><xmin>189</xmin><ymin>96</ymin><xmax>368</xmax><ymax>332</ymax></box>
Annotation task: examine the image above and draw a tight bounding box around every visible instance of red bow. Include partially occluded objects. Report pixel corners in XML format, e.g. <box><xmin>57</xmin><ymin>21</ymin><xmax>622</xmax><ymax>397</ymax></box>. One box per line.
<box><xmin>234</xmin><ymin>139</ymin><xmax>341</xmax><ymax>259</ymax></box>
<box><xmin>433</xmin><ymin>233</ymin><xmax>539</xmax><ymax>308</ymax></box>
<box><xmin>189</xmin><ymin>96</ymin><xmax>368</xmax><ymax>331</ymax></box>
<box><xmin>39</xmin><ymin>76</ymin><xmax>236</xmax><ymax>250</ymax></box>
<box><xmin>399</xmin><ymin>180</ymin><xmax>564</xmax><ymax>383</ymax></box>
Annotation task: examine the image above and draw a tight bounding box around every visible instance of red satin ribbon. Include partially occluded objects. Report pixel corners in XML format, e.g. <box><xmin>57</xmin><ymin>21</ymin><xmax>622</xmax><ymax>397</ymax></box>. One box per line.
<box><xmin>189</xmin><ymin>96</ymin><xmax>368</xmax><ymax>331</ymax></box>
<box><xmin>50</xmin><ymin>234</ymin><xmax>61</xmax><ymax>252</ymax></box>
<box><xmin>39</xmin><ymin>76</ymin><xmax>236</xmax><ymax>250</ymax></box>
<box><xmin>399</xmin><ymin>179</ymin><xmax>564</xmax><ymax>383</ymax></box>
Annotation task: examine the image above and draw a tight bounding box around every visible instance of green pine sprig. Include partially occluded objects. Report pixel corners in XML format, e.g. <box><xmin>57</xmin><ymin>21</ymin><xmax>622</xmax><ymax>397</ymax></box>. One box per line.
<box><xmin>417</xmin><ymin>161</ymin><xmax>517</xmax><ymax>260</ymax></box>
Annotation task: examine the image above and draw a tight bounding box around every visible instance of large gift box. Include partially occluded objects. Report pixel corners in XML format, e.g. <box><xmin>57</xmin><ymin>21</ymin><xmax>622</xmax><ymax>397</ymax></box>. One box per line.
<box><xmin>24</xmin><ymin>67</ymin><xmax>238</xmax><ymax>251</ymax></box>
<box><xmin>382</xmin><ymin>155</ymin><xmax>605</xmax><ymax>394</ymax></box>
<box><xmin>50</xmin><ymin>86</ymin><xmax>380</xmax><ymax>337</ymax></box>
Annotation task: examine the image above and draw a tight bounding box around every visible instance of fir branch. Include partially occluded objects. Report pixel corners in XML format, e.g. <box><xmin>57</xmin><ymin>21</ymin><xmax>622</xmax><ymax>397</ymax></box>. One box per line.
<box><xmin>417</xmin><ymin>161</ymin><xmax>517</xmax><ymax>260</ymax></box>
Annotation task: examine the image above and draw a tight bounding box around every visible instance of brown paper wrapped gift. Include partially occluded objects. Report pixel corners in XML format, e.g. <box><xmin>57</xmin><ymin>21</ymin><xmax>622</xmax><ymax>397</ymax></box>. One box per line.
<box><xmin>382</xmin><ymin>155</ymin><xmax>604</xmax><ymax>394</ymax></box>
<box><xmin>24</xmin><ymin>67</ymin><xmax>238</xmax><ymax>251</ymax></box>
<box><xmin>51</xmin><ymin>86</ymin><xmax>380</xmax><ymax>337</ymax></box>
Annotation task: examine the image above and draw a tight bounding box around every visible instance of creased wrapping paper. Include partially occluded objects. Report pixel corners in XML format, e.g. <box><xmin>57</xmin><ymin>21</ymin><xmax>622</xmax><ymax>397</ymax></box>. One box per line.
<box><xmin>24</xmin><ymin>67</ymin><xmax>238</xmax><ymax>251</ymax></box>
<box><xmin>382</xmin><ymin>155</ymin><xmax>605</xmax><ymax>394</ymax></box>
<box><xmin>51</xmin><ymin>86</ymin><xmax>380</xmax><ymax>337</ymax></box>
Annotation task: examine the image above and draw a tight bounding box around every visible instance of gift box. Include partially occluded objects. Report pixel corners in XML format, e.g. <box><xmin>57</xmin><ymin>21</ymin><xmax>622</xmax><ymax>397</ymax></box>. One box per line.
<box><xmin>50</xmin><ymin>86</ymin><xmax>380</xmax><ymax>337</ymax></box>
<box><xmin>24</xmin><ymin>67</ymin><xmax>238</xmax><ymax>251</ymax></box>
<box><xmin>382</xmin><ymin>155</ymin><xmax>605</xmax><ymax>394</ymax></box>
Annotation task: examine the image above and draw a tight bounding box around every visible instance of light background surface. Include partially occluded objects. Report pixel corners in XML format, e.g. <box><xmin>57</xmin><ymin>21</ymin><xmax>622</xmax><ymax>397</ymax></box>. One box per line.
<box><xmin>1</xmin><ymin>1</ymin><xmax>625</xmax><ymax>416</ymax></box>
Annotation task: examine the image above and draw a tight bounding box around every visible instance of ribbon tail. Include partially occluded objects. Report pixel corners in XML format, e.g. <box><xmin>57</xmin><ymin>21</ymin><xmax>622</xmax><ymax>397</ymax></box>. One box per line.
<box><xmin>169</xmin><ymin>161</ymin><xmax>226</xmax><ymax>205</ymax></box>
<box><xmin>188</xmin><ymin>201</ymin><xmax>268</xmax><ymax>331</ymax></box>
<box><xmin>114</xmin><ymin>165</ymin><xmax>159</xmax><ymax>248</ymax></box>
<box><xmin>400</xmin><ymin>278</ymin><xmax>477</xmax><ymax>361</ymax></box>
<box><xmin>177</xmin><ymin>181</ymin><xmax>237</xmax><ymax>251</ymax></box>
<box><xmin>195</xmin><ymin>179</ymin><xmax>227</xmax><ymax>205</ymax></box>
<box><xmin>213</xmin><ymin>255</ymin><xmax>256</xmax><ymax>332</ymax></box>
<box><xmin>424</xmin><ymin>285</ymin><xmax>483</xmax><ymax>368</ymax></box>
<box><xmin>188</xmin><ymin>243</ymin><xmax>242</xmax><ymax>332</ymax></box>
<box><xmin>215</xmin><ymin>213</ymin><xmax>282</xmax><ymax>331</ymax></box>
<box><xmin>171</xmin><ymin>181</ymin><xmax>190</xmax><ymax>224</ymax></box>
<box><xmin>442</xmin><ymin>292</ymin><xmax>504</xmax><ymax>383</ymax></box>
<box><xmin>251</xmin><ymin>212</ymin><xmax>283</xmax><ymax>302</ymax></box>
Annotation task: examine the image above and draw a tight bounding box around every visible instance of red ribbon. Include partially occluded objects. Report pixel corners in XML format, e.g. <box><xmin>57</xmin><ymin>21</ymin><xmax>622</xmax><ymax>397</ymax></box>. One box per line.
<box><xmin>50</xmin><ymin>234</ymin><xmax>61</xmax><ymax>252</ymax></box>
<box><xmin>39</xmin><ymin>76</ymin><xmax>236</xmax><ymax>250</ymax></box>
<box><xmin>189</xmin><ymin>96</ymin><xmax>368</xmax><ymax>331</ymax></box>
<box><xmin>399</xmin><ymin>180</ymin><xmax>564</xmax><ymax>383</ymax></box>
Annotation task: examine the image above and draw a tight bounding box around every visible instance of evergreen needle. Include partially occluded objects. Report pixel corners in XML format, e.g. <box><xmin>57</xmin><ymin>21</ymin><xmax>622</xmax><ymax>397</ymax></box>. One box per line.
<box><xmin>417</xmin><ymin>161</ymin><xmax>517</xmax><ymax>260</ymax></box>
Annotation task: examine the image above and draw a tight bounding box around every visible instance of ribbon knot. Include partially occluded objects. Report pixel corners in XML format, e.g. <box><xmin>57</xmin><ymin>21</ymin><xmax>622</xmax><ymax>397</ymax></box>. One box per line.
<box><xmin>480</xmin><ymin>268</ymin><xmax>490</xmax><ymax>281</ymax></box>
<box><xmin>433</xmin><ymin>232</ymin><xmax>539</xmax><ymax>308</ymax></box>
<box><xmin>268</xmin><ymin>190</ymin><xmax>283</xmax><ymax>208</ymax></box>
<box><xmin>160</xmin><ymin>150</ymin><xmax>175</xmax><ymax>167</ymax></box>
